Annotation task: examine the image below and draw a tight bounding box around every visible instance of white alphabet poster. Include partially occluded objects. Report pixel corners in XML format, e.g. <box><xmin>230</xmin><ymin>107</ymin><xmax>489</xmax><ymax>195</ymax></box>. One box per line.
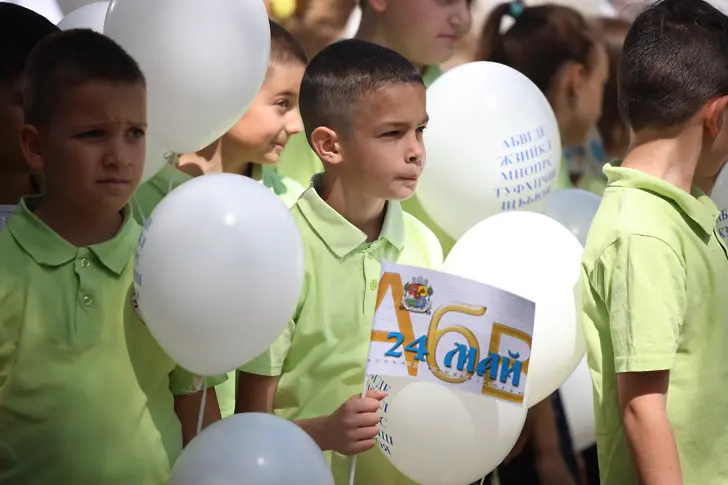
<box><xmin>366</xmin><ymin>262</ymin><xmax>535</xmax><ymax>404</ymax></box>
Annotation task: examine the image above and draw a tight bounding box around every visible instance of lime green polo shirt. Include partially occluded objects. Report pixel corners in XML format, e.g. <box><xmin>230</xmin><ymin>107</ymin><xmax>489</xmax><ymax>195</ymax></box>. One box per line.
<box><xmin>241</xmin><ymin>177</ymin><xmax>443</xmax><ymax>485</ymax></box>
<box><xmin>133</xmin><ymin>160</ymin><xmax>193</xmax><ymax>225</ymax></box>
<box><xmin>579</xmin><ymin>164</ymin><xmax>728</xmax><ymax>485</ymax></box>
<box><xmin>0</xmin><ymin>198</ymin><xmax>223</xmax><ymax>485</ymax></box>
<box><xmin>133</xmin><ymin>162</ymin><xmax>303</xmax><ymax>418</ymax></box>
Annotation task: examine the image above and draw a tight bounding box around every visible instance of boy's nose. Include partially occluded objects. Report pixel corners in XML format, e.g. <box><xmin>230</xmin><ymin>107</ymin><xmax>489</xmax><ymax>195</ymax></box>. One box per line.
<box><xmin>287</xmin><ymin>111</ymin><xmax>304</xmax><ymax>135</ymax></box>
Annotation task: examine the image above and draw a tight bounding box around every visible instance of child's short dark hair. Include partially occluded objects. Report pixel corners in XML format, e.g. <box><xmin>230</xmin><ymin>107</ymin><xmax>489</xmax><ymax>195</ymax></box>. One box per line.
<box><xmin>270</xmin><ymin>20</ymin><xmax>308</xmax><ymax>66</ymax></box>
<box><xmin>0</xmin><ymin>4</ymin><xmax>59</xmax><ymax>83</ymax></box>
<box><xmin>299</xmin><ymin>39</ymin><xmax>423</xmax><ymax>142</ymax></box>
<box><xmin>24</xmin><ymin>29</ymin><xmax>146</xmax><ymax>128</ymax></box>
<box><xmin>477</xmin><ymin>3</ymin><xmax>599</xmax><ymax>96</ymax></box>
<box><xmin>620</xmin><ymin>0</ymin><xmax>728</xmax><ymax>131</ymax></box>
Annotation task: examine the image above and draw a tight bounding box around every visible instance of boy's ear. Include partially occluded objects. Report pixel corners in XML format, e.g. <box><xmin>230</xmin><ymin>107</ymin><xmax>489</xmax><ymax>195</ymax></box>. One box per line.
<box><xmin>560</xmin><ymin>62</ymin><xmax>586</xmax><ymax>106</ymax></box>
<box><xmin>310</xmin><ymin>126</ymin><xmax>344</xmax><ymax>166</ymax></box>
<box><xmin>706</xmin><ymin>96</ymin><xmax>728</xmax><ymax>139</ymax></box>
<box><xmin>19</xmin><ymin>124</ymin><xmax>44</xmax><ymax>173</ymax></box>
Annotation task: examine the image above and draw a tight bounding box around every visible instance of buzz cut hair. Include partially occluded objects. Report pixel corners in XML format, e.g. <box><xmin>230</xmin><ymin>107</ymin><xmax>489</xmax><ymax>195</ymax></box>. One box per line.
<box><xmin>23</xmin><ymin>29</ymin><xmax>146</xmax><ymax>129</ymax></box>
<box><xmin>298</xmin><ymin>39</ymin><xmax>423</xmax><ymax>142</ymax></box>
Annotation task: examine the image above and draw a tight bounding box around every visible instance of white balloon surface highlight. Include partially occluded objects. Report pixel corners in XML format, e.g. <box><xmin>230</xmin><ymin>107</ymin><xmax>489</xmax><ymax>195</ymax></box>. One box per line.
<box><xmin>418</xmin><ymin>62</ymin><xmax>561</xmax><ymax>240</ymax></box>
<box><xmin>377</xmin><ymin>378</ymin><xmax>527</xmax><ymax>484</ymax></box>
<box><xmin>169</xmin><ymin>413</ymin><xmax>334</xmax><ymax>485</ymax></box>
<box><xmin>560</xmin><ymin>357</ymin><xmax>596</xmax><ymax>452</ymax></box>
<box><xmin>104</xmin><ymin>0</ymin><xmax>271</xmax><ymax>153</ymax></box>
<box><xmin>57</xmin><ymin>1</ymin><xmax>108</xmax><ymax>32</ymax></box>
<box><xmin>135</xmin><ymin>174</ymin><xmax>304</xmax><ymax>375</ymax></box>
<box><xmin>542</xmin><ymin>189</ymin><xmax>601</xmax><ymax>246</ymax></box>
<box><xmin>444</xmin><ymin>212</ymin><xmax>585</xmax><ymax>406</ymax></box>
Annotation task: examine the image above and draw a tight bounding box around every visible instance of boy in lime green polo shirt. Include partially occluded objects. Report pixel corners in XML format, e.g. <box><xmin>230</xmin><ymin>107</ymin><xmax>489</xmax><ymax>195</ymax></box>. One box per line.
<box><xmin>237</xmin><ymin>40</ymin><xmax>442</xmax><ymax>484</ymax></box>
<box><xmin>0</xmin><ymin>5</ymin><xmax>58</xmax><ymax>231</ymax></box>
<box><xmin>352</xmin><ymin>0</ymin><xmax>472</xmax><ymax>256</ymax></box>
<box><xmin>134</xmin><ymin>20</ymin><xmax>310</xmax><ymax>418</ymax></box>
<box><xmin>0</xmin><ymin>30</ymin><xmax>224</xmax><ymax>485</ymax></box>
<box><xmin>275</xmin><ymin>1</ymin><xmax>472</xmax><ymax>256</ymax></box>
<box><xmin>579</xmin><ymin>2</ymin><xmax>728</xmax><ymax>484</ymax></box>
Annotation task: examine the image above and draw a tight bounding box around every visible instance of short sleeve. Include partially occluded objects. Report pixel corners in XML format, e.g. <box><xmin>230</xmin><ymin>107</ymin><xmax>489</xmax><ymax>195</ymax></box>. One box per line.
<box><xmin>603</xmin><ymin>235</ymin><xmax>686</xmax><ymax>373</ymax></box>
<box><xmin>169</xmin><ymin>367</ymin><xmax>228</xmax><ymax>396</ymax></box>
<box><xmin>238</xmin><ymin>319</ymin><xmax>295</xmax><ymax>376</ymax></box>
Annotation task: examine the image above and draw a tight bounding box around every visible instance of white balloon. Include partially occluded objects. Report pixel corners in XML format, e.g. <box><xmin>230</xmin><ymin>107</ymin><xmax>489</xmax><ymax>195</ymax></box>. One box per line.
<box><xmin>542</xmin><ymin>189</ymin><xmax>601</xmax><ymax>246</ymax></box>
<box><xmin>711</xmin><ymin>163</ymin><xmax>728</xmax><ymax>246</ymax></box>
<box><xmin>560</xmin><ymin>358</ymin><xmax>596</xmax><ymax>452</ymax></box>
<box><xmin>419</xmin><ymin>62</ymin><xmax>562</xmax><ymax>240</ymax></box>
<box><xmin>135</xmin><ymin>174</ymin><xmax>304</xmax><ymax>375</ymax></box>
<box><xmin>57</xmin><ymin>1</ymin><xmax>107</xmax><ymax>32</ymax></box>
<box><xmin>56</xmin><ymin>0</ymin><xmax>95</xmax><ymax>14</ymax></box>
<box><xmin>4</xmin><ymin>0</ymin><xmax>63</xmax><ymax>23</ymax></box>
<box><xmin>170</xmin><ymin>413</ymin><xmax>334</xmax><ymax>485</ymax></box>
<box><xmin>379</xmin><ymin>378</ymin><xmax>527</xmax><ymax>484</ymax></box>
<box><xmin>141</xmin><ymin>132</ymin><xmax>169</xmax><ymax>184</ymax></box>
<box><xmin>444</xmin><ymin>212</ymin><xmax>585</xmax><ymax>406</ymax></box>
<box><xmin>104</xmin><ymin>0</ymin><xmax>271</xmax><ymax>153</ymax></box>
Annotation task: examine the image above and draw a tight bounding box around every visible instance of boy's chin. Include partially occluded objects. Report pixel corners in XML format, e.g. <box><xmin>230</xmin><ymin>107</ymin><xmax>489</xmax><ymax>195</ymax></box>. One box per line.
<box><xmin>258</xmin><ymin>151</ymin><xmax>282</xmax><ymax>166</ymax></box>
<box><xmin>387</xmin><ymin>186</ymin><xmax>417</xmax><ymax>202</ymax></box>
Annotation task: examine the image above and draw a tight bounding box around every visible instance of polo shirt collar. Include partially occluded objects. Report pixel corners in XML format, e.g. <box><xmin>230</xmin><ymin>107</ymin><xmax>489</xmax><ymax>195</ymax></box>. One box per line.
<box><xmin>296</xmin><ymin>175</ymin><xmax>406</xmax><ymax>258</ymax></box>
<box><xmin>422</xmin><ymin>65</ymin><xmax>443</xmax><ymax>88</ymax></box>
<box><xmin>604</xmin><ymin>162</ymin><xmax>719</xmax><ymax>235</ymax></box>
<box><xmin>7</xmin><ymin>196</ymin><xmax>139</xmax><ymax>275</ymax></box>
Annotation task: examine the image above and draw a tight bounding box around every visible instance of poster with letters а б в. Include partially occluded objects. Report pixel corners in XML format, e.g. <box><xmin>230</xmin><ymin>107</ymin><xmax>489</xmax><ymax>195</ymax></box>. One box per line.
<box><xmin>366</xmin><ymin>262</ymin><xmax>535</xmax><ymax>403</ymax></box>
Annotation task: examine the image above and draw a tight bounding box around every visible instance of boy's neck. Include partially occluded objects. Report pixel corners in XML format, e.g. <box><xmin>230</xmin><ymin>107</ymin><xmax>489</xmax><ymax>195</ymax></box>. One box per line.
<box><xmin>355</xmin><ymin>22</ymin><xmax>426</xmax><ymax>73</ymax></box>
<box><xmin>622</xmin><ymin>126</ymin><xmax>702</xmax><ymax>194</ymax></box>
<box><xmin>0</xmin><ymin>171</ymin><xmax>36</xmax><ymax>205</ymax></box>
<box><xmin>319</xmin><ymin>172</ymin><xmax>386</xmax><ymax>243</ymax></box>
<box><xmin>178</xmin><ymin>138</ymin><xmax>255</xmax><ymax>178</ymax></box>
<box><xmin>33</xmin><ymin>196</ymin><xmax>125</xmax><ymax>247</ymax></box>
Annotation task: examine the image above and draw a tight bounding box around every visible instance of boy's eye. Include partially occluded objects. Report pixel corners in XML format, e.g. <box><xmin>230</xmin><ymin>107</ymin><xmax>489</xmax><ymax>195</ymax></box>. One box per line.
<box><xmin>380</xmin><ymin>130</ymin><xmax>402</xmax><ymax>138</ymax></box>
<box><xmin>76</xmin><ymin>129</ymin><xmax>105</xmax><ymax>139</ymax></box>
<box><xmin>416</xmin><ymin>126</ymin><xmax>427</xmax><ymax>134</ymax></box>
<box><xmin>128</xmin><ymin>127</ymin><xmax>146</xmax><ymax>139</ymax></box>
<box><xmin>276</xmin><ymin>99</ymin><xmax>291</xmax><ymax>110</ymax></box>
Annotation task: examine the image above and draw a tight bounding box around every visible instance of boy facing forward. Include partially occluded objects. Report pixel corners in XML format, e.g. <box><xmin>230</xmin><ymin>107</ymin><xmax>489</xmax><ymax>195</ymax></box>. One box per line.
<box><xmin>237</xmin><ymin>39</ymin><xmax>442</xmax><ymax>484</ymax></box>
<box><xmin>0</xmin><ymin>30</ymin><xmax>222</xmax><ymax>485</ymax></box>
<box><xmin>580</xmin><ymin>1</ymin><xmax>728</xmax><ymax>484</ymax></box>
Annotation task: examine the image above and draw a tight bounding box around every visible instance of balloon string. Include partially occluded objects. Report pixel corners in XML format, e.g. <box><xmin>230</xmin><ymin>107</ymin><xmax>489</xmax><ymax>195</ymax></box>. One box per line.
<box><xmin>131</xmin><ymin>195</ymin><xmax>147</xmax><ymax>226</ymax></box>
<box><xmin>196</xmin><ymin>378</ymin><xmax>208</xmax><ymax>436</ymax></box>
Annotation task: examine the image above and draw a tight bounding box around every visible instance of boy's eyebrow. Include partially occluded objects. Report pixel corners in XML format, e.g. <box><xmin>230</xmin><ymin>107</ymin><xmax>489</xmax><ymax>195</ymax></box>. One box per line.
<box><xmin>376</xmin><ymin>116</ymin><xmax>430</xmax><ymax>129</ymax></box>
<box><xmin>71</xmin><ymin>119</ymin><xmax>148</xmax><ymax>129</ymax></box>
<box><xmin>276</xmin><ymin>89</ymin><xmax>298</xmax><ymax>97</ymax></box>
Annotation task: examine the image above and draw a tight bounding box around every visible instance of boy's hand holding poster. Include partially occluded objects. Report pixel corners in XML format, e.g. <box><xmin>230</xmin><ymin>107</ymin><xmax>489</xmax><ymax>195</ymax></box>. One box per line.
<box><xmin>365</xmin><ymin>262</ymin><xmax>535</xmax><ymax>485</ymax></box>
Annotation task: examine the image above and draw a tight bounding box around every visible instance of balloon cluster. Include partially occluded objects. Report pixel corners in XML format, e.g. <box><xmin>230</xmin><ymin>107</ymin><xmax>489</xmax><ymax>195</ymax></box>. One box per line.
<box><xmin>55</xmin><ymin>3</ymin><xmax>606</xmax><ymax>483</ymax></box>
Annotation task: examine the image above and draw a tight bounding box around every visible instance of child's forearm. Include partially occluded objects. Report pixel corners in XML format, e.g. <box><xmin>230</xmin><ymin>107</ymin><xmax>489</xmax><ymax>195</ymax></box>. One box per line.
<box><xmin>529</xmin><ymin>398</ymin><xmax>561</xmax><ymax>456</ymax></box>
<box><xmin>294</xmin><ymin>416</ymin><xmax>332</xmax><ymax>451</ymax></box>
<box><xmin>174</xmin><ymin>388</ymin><xmax>222</xmax><ymax>446</ymax></box>
<box><xmin>623</xmin><ymin>397</ymin><xmax>682</xmax><ymax>485</ymax></box>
